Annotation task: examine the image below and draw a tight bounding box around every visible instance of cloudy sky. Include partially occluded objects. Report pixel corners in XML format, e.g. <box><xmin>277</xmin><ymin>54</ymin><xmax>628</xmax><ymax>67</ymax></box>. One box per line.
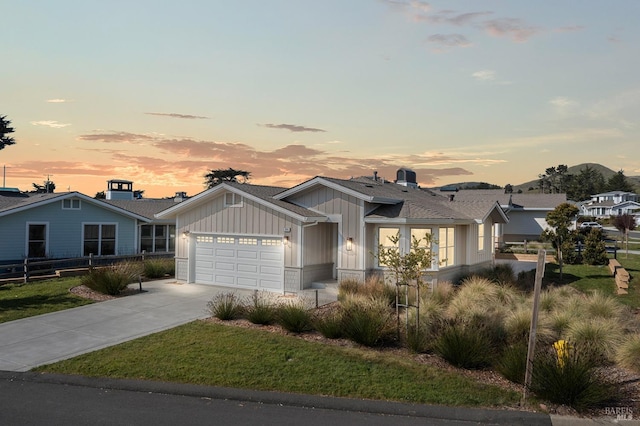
<box><xmin>2</xmin><ymin>1</ymin><xmax>639</xmax><ymax>197</ymax></box>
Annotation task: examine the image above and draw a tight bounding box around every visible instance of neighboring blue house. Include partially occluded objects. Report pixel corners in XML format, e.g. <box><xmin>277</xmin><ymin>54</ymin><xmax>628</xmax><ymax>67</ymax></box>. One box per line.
<box><xmin>0</xmin><ymin>180</ymin><xmax>183</xmax><ymax>263</ymax></box>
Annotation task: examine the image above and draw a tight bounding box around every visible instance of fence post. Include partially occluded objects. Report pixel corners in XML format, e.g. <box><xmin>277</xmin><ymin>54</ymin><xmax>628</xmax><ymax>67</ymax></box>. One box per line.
<box><xmin>89</xmin><ymin>253</ymin><xmax>93</xmax><ymax>271</ymax></box>
<box><xmin>142</xmin><ymin>250</ymin><xmax>146</xmax><ymax>262</ymax></box>
<box><xmin>23</xmin><ymin>258</ymin><xmax>29</xmax><ymax>283</ymax></box>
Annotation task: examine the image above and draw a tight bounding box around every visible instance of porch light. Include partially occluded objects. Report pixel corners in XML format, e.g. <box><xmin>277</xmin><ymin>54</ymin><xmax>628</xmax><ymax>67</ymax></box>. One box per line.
<box><xmin>283</xmin><ymin>236</ymin><xmax>290</xmax><ymax>247</ymax></box>
<box><xmin>346</xmin><ymin>237</ymin><xmax>353</xmax><ymax>251</ymax></box>
<box><xmin>182</xmin><ymin>230</ymin><xmax>190</xmax><ymax>238</ymax></box>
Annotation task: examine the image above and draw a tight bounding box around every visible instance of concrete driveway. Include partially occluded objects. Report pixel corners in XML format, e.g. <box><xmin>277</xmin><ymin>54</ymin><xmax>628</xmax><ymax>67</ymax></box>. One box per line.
<box><xmin>0</xmin><ymin>280</ymin><xmax>330</xmax><ymax>372</ymax></box>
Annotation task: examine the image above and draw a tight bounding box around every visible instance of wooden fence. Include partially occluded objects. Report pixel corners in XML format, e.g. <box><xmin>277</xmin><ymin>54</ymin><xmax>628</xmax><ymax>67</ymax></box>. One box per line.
<box><xmin>0</xmin><ymin>252</ymin><xmax>174</xmax><ymax>285</ymax></box>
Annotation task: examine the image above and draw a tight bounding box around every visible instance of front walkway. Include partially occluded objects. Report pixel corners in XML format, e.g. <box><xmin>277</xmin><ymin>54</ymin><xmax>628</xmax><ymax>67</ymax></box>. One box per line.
<box><xmin>0</xmin><ymin>280</ymin><xmax>334</xmax><ymax>372</ymax></box>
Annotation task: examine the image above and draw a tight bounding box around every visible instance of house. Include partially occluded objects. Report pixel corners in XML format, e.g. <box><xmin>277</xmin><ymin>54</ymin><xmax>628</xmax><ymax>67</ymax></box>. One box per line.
<box><xmin>579</xmin><ymin>191</ymin><xmax>640</xmax><ymax>219</ymax></box>
<box><xmin>0</xmin><ymin>180</ymin><xmax>182</xmax><ymax>263</ymax></box>
<box><xmin>156</xmin><ymin>169</ymin><xmax>509</xmax><ymax>293</ymax></box>
<box><xmin>451</xmin><ymin>190</ymin><xmax>567</xmax><ymax>242</ymax></box>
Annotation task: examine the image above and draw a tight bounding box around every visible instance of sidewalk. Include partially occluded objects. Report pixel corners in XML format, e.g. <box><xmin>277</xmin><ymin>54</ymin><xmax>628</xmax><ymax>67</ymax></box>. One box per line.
<box><xmin>0</xmin><ymin>280</ymin><xmax>329</xmax><ymax>372</ymax></box>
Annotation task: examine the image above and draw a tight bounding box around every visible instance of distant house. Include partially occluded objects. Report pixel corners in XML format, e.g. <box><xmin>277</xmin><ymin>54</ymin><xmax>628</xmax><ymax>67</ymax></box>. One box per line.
<box><xmin>579</xmin><ymin>191</ymin><xmax>640</xmax><ymax>219</ymax></box>
<box><xmin>156</xmin><ymin>169</ymin><xmax>509</xmax><ymax>293</ymax></box>
<box><xmin>452</xmin><ymin>190</ymin><xmax>567</xmax><ymax>243</ymax></box>
<box><xmin>0</xmin><ymin>180</ymin><xmax>183</xmax><ymax>263</ymax></box>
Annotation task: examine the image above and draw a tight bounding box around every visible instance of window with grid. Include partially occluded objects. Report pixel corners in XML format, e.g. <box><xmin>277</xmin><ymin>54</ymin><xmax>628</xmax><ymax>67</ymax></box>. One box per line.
<box><xmin>27</xmin><ymin>224</ymin><xmax>47</xmax><ymax>258</ymax></box>
<box><xmin>62</xmin><ymin>199</ymin><xmax>81</xmax><ymax>210</ymax></box>
<box><xmin>377</xmin><ymin>227</ymin><xmax>399</xmax><ymax>267</ymax></box>
<box><xmin>84</xmin><ymin>224</ymin><xmax>116</xmax><ymax>256</ymax></box>
<box><xmin>438</xmin><ymin>227</ymin><xmax>455</xmax><ymax>267</ymax></box>
<box><xmin>224</xmin><ymin>193</ymin><xmax>243</xmax><ymax>207</ymax></box>
<box><xmin>478</xmin><ymin>222</ymin><xmax>485</xmax><ymax>251</ymax></box>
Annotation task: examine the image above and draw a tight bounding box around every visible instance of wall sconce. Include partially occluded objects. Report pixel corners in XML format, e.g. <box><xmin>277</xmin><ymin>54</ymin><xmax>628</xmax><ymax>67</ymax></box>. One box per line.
<box><xmin>182</xmin><ymin>230</ymin><xmax>190</xmax><ymax>239</ymax></box>
<box><xmin>283</xmin><ymin>236</ymin><xmax>290</xmax><ymax>247</ymax></box>
<box><xmin>346</xmin><ymin>237</ymin><xmax>353</xmax><ymax>251</ymax></box>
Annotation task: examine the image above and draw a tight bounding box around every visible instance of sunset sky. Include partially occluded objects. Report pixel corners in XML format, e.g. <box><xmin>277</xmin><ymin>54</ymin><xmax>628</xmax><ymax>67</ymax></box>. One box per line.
<box><xmin>2</xmin><ymin>1</ymin><xmax>639</xmax><ymax>198</ymax></box>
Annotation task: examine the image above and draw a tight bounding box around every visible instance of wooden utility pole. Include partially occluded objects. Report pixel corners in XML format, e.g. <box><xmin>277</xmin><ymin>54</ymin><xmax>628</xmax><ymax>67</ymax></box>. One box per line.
<box><xmin>522</xmin><ymin>249</ymin><xmax>546</xmax><ymax>404</ymax></box>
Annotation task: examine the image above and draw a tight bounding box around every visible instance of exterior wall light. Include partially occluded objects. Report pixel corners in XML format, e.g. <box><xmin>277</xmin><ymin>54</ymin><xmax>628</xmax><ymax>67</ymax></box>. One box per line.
<box><xmin>283</xmin><ymin>236</ymin><xmax>290</xmax><ymax>247</ymax></box>
<box><xmin>346</xmin><ymin>237</ymin><xmax>353</xmax><ymax>251</ymax></box>
<box><xmin>182</xmin><ymin>230</ymin><xmax>190</xmax><ymax>238</ymax></box>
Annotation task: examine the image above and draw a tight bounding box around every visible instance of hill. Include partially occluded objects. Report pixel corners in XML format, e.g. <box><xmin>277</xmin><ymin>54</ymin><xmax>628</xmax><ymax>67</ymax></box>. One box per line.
<box><xmin>513</xmin><ymin>163</ymin><xmax>640</xmax><ymax>193</ymax></box>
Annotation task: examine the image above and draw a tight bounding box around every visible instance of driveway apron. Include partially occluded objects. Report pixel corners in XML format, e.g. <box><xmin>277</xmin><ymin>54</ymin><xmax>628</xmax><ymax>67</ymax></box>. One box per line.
<box><xmin>0</xmin><ymin>280</ymin><xmax>258</xmax><ymax>372</ymax></box>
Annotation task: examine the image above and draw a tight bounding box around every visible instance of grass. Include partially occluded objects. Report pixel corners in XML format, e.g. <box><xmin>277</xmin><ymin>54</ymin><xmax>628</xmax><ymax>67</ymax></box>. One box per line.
<box><xmin>35</xmin><ymin>320</ymin><xmax>520</xmax><ymax>407</ymax></box>
<box><xmin>543</xmin><ymin>254</ymin><xmax>640</xmax><ymax>309</ymax></box>
<box><xmin>0</xmin><ymin>277</ymin><xmax>93</xmax><ymax>323</ymax></box>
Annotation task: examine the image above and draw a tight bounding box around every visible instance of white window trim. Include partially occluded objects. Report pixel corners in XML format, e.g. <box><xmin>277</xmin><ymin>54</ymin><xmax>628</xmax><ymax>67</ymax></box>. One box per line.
<box><xmin>477</xmin><ymin>222</ymin><xmax>485</xmax><ymax>252</ymax></box>
<box><xmin>224</xmin><ymin>192</ymin><xmax>243</xmax><ymax>207</ymax></box>
<box><xmin>82</xmin><ymin>222</ymin><xmax>118</xmax><ymax>256</ymax></box>
<box><xmin>438</xmin><ymin>226</ymin><xmax>456</xmax><ymax>268</ymax></box>
<box><xmin>26</xmin><ymin>222</ymin><xmax>49</xmax><ymax>258</ymax></box>
<box><xmin>139</xmin><ymin>224</ymin><xmax>175</xmax><ymax>253</ymax></box>
<box><xmin>62</xmin><ymin>198</ymin><xmax>81</xmax><ymax>210</ymax></box>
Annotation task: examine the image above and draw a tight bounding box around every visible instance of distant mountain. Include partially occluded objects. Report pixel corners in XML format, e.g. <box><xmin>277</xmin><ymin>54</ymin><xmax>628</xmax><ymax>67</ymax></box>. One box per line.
<box><xmin>513</xmin><ymin>163</ymin><xmax>640</xmax><ymax>193</ymax></box>
<box><xmin>437</xmin><ymin>163</ymin><xmax>640</xmax><ymax>194</ymax></box>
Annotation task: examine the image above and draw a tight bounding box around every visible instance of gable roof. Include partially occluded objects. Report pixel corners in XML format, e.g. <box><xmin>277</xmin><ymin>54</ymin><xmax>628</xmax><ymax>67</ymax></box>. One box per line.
<box><xmin>155</xmin><ymin>183</ymin><xmax>328</xmax><ymax>222</ymax></box>
<box><xmin>0</xmin><ymin>192</ymin><xmax>151</xmax><ymax>222</ymax></box>
<box><xmin>452</xmin><ymin>189</ymin><xmax>566</xmax><ymax>210</ymax></box>
<box><xmin>103</xmin><ymin>199</ymin><xmax>179</xmax><ymax>221</ymax></box>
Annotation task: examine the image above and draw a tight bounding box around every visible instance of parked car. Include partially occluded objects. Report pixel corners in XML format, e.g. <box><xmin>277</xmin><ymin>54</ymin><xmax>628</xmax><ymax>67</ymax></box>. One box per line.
<box><xmin>579</xmin><ymin>221</ymin><xmax>603</xmax><ymax>229</ymax></box>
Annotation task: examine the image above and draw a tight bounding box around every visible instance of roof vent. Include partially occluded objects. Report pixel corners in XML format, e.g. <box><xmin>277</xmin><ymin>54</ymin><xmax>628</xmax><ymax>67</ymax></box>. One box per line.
<box><xmin>449</xmin><ymin>194</ymin><xmax>455</xmax><ymax>202</ymax></box>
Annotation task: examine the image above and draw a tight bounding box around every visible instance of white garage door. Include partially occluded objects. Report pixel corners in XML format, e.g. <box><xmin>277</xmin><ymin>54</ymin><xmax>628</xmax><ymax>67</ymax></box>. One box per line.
<box><xmin>195</xmin><ymin>235</ymin><xmax>284</xmax><ymax>290</ymax></box>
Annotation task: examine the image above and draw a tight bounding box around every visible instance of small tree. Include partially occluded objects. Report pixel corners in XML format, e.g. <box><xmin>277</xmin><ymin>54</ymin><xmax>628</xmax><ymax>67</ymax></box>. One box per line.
<box><xmin>613</xmin><ymin>214</ymin><xmax>637</xmax><ymax>258</ymax></box>
<box><xmin>542</xmin><ymin>203</ymin><xmax>579</xmax><ymax>281</ymax></box>
<box><xmin>32</xmin><ymin>179</ymin><xmax>56</xmax><ymax>193</ymax></box>
<box><xmin>582</xmin><ymin>228</ymin><xmax>608</xmax><ymax>265</ymax></box>
<box><xmin>0</xmin><ymin>115</ymin><xmax>16</xmax><ymax>150</ymax></box>
<box><xmin>376</xmin><ymin>232</ymin><xmax>435</xmax><ymax>339</ymax></box>
<box><xmin>204</xmin><ymin>168</ymin><xmax>251</xmax><ymax>188</ymax></box>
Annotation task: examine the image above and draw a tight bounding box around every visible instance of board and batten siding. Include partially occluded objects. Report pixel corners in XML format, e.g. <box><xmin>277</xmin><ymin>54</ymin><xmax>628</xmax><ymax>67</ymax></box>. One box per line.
<box><xmin>175</xmin><ymin>192</ymin><xmax>300</xmax><ymax>268</ymax></box>
<box><xmin>288</xmin><ymin>187</ymin><xmax>363</xmax><ymax>272</ymax></box>
<box><xmin>0</xmin><ymin>198</ymin><xmax>138</xmax><ymax>261</ymax></box>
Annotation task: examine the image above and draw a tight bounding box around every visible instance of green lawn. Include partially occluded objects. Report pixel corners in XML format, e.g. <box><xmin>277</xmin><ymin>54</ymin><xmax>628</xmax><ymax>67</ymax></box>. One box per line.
<box><xmin>543</xmin><ymin>254</ymin><xmax>640</xmax><ymax>308</ymax></box>
<box><xmin>35</xmin><ymin>321</ymin><xmax>521</xmax><ymax>408</ymax></box>
<box><xmin>0</xmin><ymin>277</ymin><xmax>93</xmax><ymax>323</ymax></box>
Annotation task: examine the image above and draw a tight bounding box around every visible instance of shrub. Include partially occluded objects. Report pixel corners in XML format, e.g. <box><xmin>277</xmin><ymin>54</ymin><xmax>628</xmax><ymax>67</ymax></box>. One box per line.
<box><xmin>245</xmin><ymin>291</ymin><xmax>277</xmax><ymax>325</ymax></box>
<box><xmin>277</xmin><ymin>301</ymin><xmax>313</xmax><ymax>333</ymax></box>
<box><xmin>496</xmin><ymin>342</ymin><xmax>528</xmax><ymax>384</ymax></box>
<box><xmin>530</xmin><ymin>342</ymin><xmax>618</xmax><ymax>411</ymax></box>
<box><xmin>583</xmin><ymin>291</ymin><xmax>625</xmax><ymax>321</ymax></box>
<box><xmin>340</xmin><ymin>294</ymin><xmax>395</xmax><ymax>347</ymax></box>
<box><xmin>142</xmin><ymin>258</ymin><xmax>175</xmax><ymax>278</ymax></box>
<box><xmin>582</xmin><ymin>229</ymin><xmax>608</xmax><ymax>266</ymax></box>
<box><xmin>337</xmin><ymin>278</ymin><xmax>360</xmax><ymax>301</ymax></box>
<box><xmin>615</xmin><ymin>334</ymin><xmax>640</xmax><ymax>374</ymax></box>
<box><xmin>314</xmin><ymin>308</ymin><xmax>343</xmax><ymax>339</ymax></box>
<box><xmin>565</xmin><ymin>318</ymin><xmax>622</xmax><ymax>364</ymax></box>
<box><xmin>434</xmin><ymin>321</ymin><xmax>496</xmax><ymax>369</ymax></box>
<box><xmin>207</xmin><ymin>292</ymin><xmax>244</xmax><ymax>320</ymax></box>
<box><xmin>337</xmin><ymin>276</ymin><xmax>395</xmax><ymax>306</ymax></box>
<box><xmin>81</xmin><ymin>261</ymin><xmax>142</xmax><ymax>295</ymax></box>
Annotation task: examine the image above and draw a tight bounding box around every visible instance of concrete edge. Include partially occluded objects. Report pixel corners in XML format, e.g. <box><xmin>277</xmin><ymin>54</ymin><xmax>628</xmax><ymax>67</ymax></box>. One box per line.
<box><xmin>0</xmin><ymin>371</ymin><xmax>552</xmax><ymax>425</ymax></box>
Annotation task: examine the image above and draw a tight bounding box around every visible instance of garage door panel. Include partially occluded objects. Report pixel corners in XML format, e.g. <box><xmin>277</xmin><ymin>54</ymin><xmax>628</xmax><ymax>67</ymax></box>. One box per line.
<box><xmin>237</xmin><ymin>250</ymin><xmax>258</xmax><ymax>259</ymax></box>
<box><xmin>215</xmin><ymin>248</ymin><xmax>236</xmax><ymax>258</ymax></box>
<box><xmin>237</xmin><ymin>263</ymin><xmax>258</xmax><ymax>273</ymax></box>
<box><xmin>195</xmin><ymin>235</ymin><xmax>283</xmax><ymax>290</ymax></box>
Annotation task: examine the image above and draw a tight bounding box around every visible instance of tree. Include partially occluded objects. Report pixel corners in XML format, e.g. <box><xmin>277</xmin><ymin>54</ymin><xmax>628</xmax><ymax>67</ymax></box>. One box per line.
<box><xmin>204</xmin><ymin>168</ymin><xmax>251</xmax><ymax>188</ymax></box>
<box><xmin>566</xmin><ymin>165</ymin><xmax>605</xmax><ymax>201</ymax></box>
<box><xmin>541</xmin><ymin>203</ymin><xmax>579</xmax><ymax>280</ymax></box>
<box><xmin>606</xmin><ymin>170</ymin><xmax>635</xmax><ymax>193</ymax></box>
<box><xmin>0</xmin><ymin>115</ymin><xmax>16</xmax><ymax>150</ymax></box>
<box><xmin>504</xmin><ymin>184</ymin><xmax>513</xmax><ymax>194</ymax></box>
<box><xmin>133</xmin><ymin>189</ymin><xmax>145</xmax><ymax>199</ymax></box>
<box><xmin>32</xmin><ymin>178</ymin><xmax>55</xmax><ymax>193</ymax></box>
<box><xmin>613</xmin><ymin>214</ymin><xmax>637</xmax><ymax>258</ymax></box>
<box><xmin>94</xmin><ymin>191</ymin><xmax>106</xmax><ymax>199</ymax></box>
<box><xmin>582</xmin><ymin>228</ymin><xmax>608</xmax><ymax>265</ymax></box>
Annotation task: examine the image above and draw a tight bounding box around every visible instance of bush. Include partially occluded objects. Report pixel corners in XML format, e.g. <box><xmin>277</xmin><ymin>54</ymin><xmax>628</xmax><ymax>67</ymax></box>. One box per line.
<box><xmin>434</xmin><ymin>321</ymin><xmax>496</xmax><ymax>369</ymax></box>
<box><xmin>142</xmin><ymin>258</ymin><xmax>175</xmax><ymax>278</ymax></box>
<box><xmin>615</xmin><ymin>334</ymin><xmax>640</xmax><ymax>374</ymax></box>
<box><xmin>340</xmin><ymin>295</ymin><xmax>395</xmax><ymax>347</ymax></box>
<box><xmin>314</xmin><ymin>308</ymin><xmax>343</xmax><ymax>339</ymax></box>
<box><xmin>245</xmin><ymin>291</ymin><xmax>276</xmax><ymax>325</ymax></box>
<box><xmin>81</xmin><ymin>262</ymin><xmax>142</xmax><ymax>295</ymax></box>
<box><xmin>207</xmin><ymin>293</ymin><xmax>244</xmax><ymax>320</ymax></box>
<box><xmin>565</xmin><ymin>318</ymin><xmax>622</xmax><ymax>364</ymax></box>
<box><xmin>582</xmin><ymin>229</ymin><xmax>608</xmax><ymax>266</ymax></box>
<box><xmin>531</xmin><ymin>342</ymin><xmax>619</xmax><ymax>411</ymax></box>
<box><xmin>277</xmin><ymin>301</ymin><xmax>313</xmax><ymax>333</ymax></box>
<box><xmin>337</xmin><ymin>276</ymin><xmax>395</xmax><ymax>306</ymax></box>
<box><xmin>496</xmin><ymin>342</ymin><xmax>528</xmax><ymax>384</ymax></box>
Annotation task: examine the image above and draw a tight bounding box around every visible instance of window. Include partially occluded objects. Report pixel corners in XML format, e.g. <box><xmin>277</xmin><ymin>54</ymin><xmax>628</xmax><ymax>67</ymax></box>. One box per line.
<box><xmin>438</xmin><ymin>227</ymin><xmax>455</xmax><ymax>267</ymax></box>
<box><xmin>478</xmin><ymin>222</ymin><xmax>485</xmax><ymax>251</ymax></box>
<box><xmin>410</xmin><ymin>228</ymin><xmax>431</xmax><ymax>250</ymax></box>
<box><xmin>378</xmin><ymin>227</ymin><xmax>399</xmax><ymax>267</ymax></box>
<box><xmin>62</xmin><ymin>199</ymin><xmax>81</xmax><ymax>210</ymax></box>
<box><xmin>140</xmin><ymin>225</ymin><xmax>176</xmax><ymax>253</ymax></box>
<box><xmin>27</xmin><ymin>224</ymin><xmax>47</xmax><ymax>258</ymax></box>
<box><xmin>84</xmin><ymin>224</ymin><xmax>116</xmax><ymax>256</ymax></box>
<box><xmin>239</xmin><ymin>238</ymin><xmax>258</xmax><ymax>245</ymax></box>
<box><xmin>217</xmin><ymin>237</ymin><xmax>235</xmax><ymax>244</ymax></box>
<box><xmin>262</xmin><ymin>239</ymin><xmax>282</xmax><ymax>246</ymax></box>
<box><xmin>196</xmin><ymin>235</ymin><xmax>214</xmax><ymax>243</ymax></box>
<box><xmin>224</xmin><ymin>192</ymin><xmax>242</xmax><ymax>207</ymax></box>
